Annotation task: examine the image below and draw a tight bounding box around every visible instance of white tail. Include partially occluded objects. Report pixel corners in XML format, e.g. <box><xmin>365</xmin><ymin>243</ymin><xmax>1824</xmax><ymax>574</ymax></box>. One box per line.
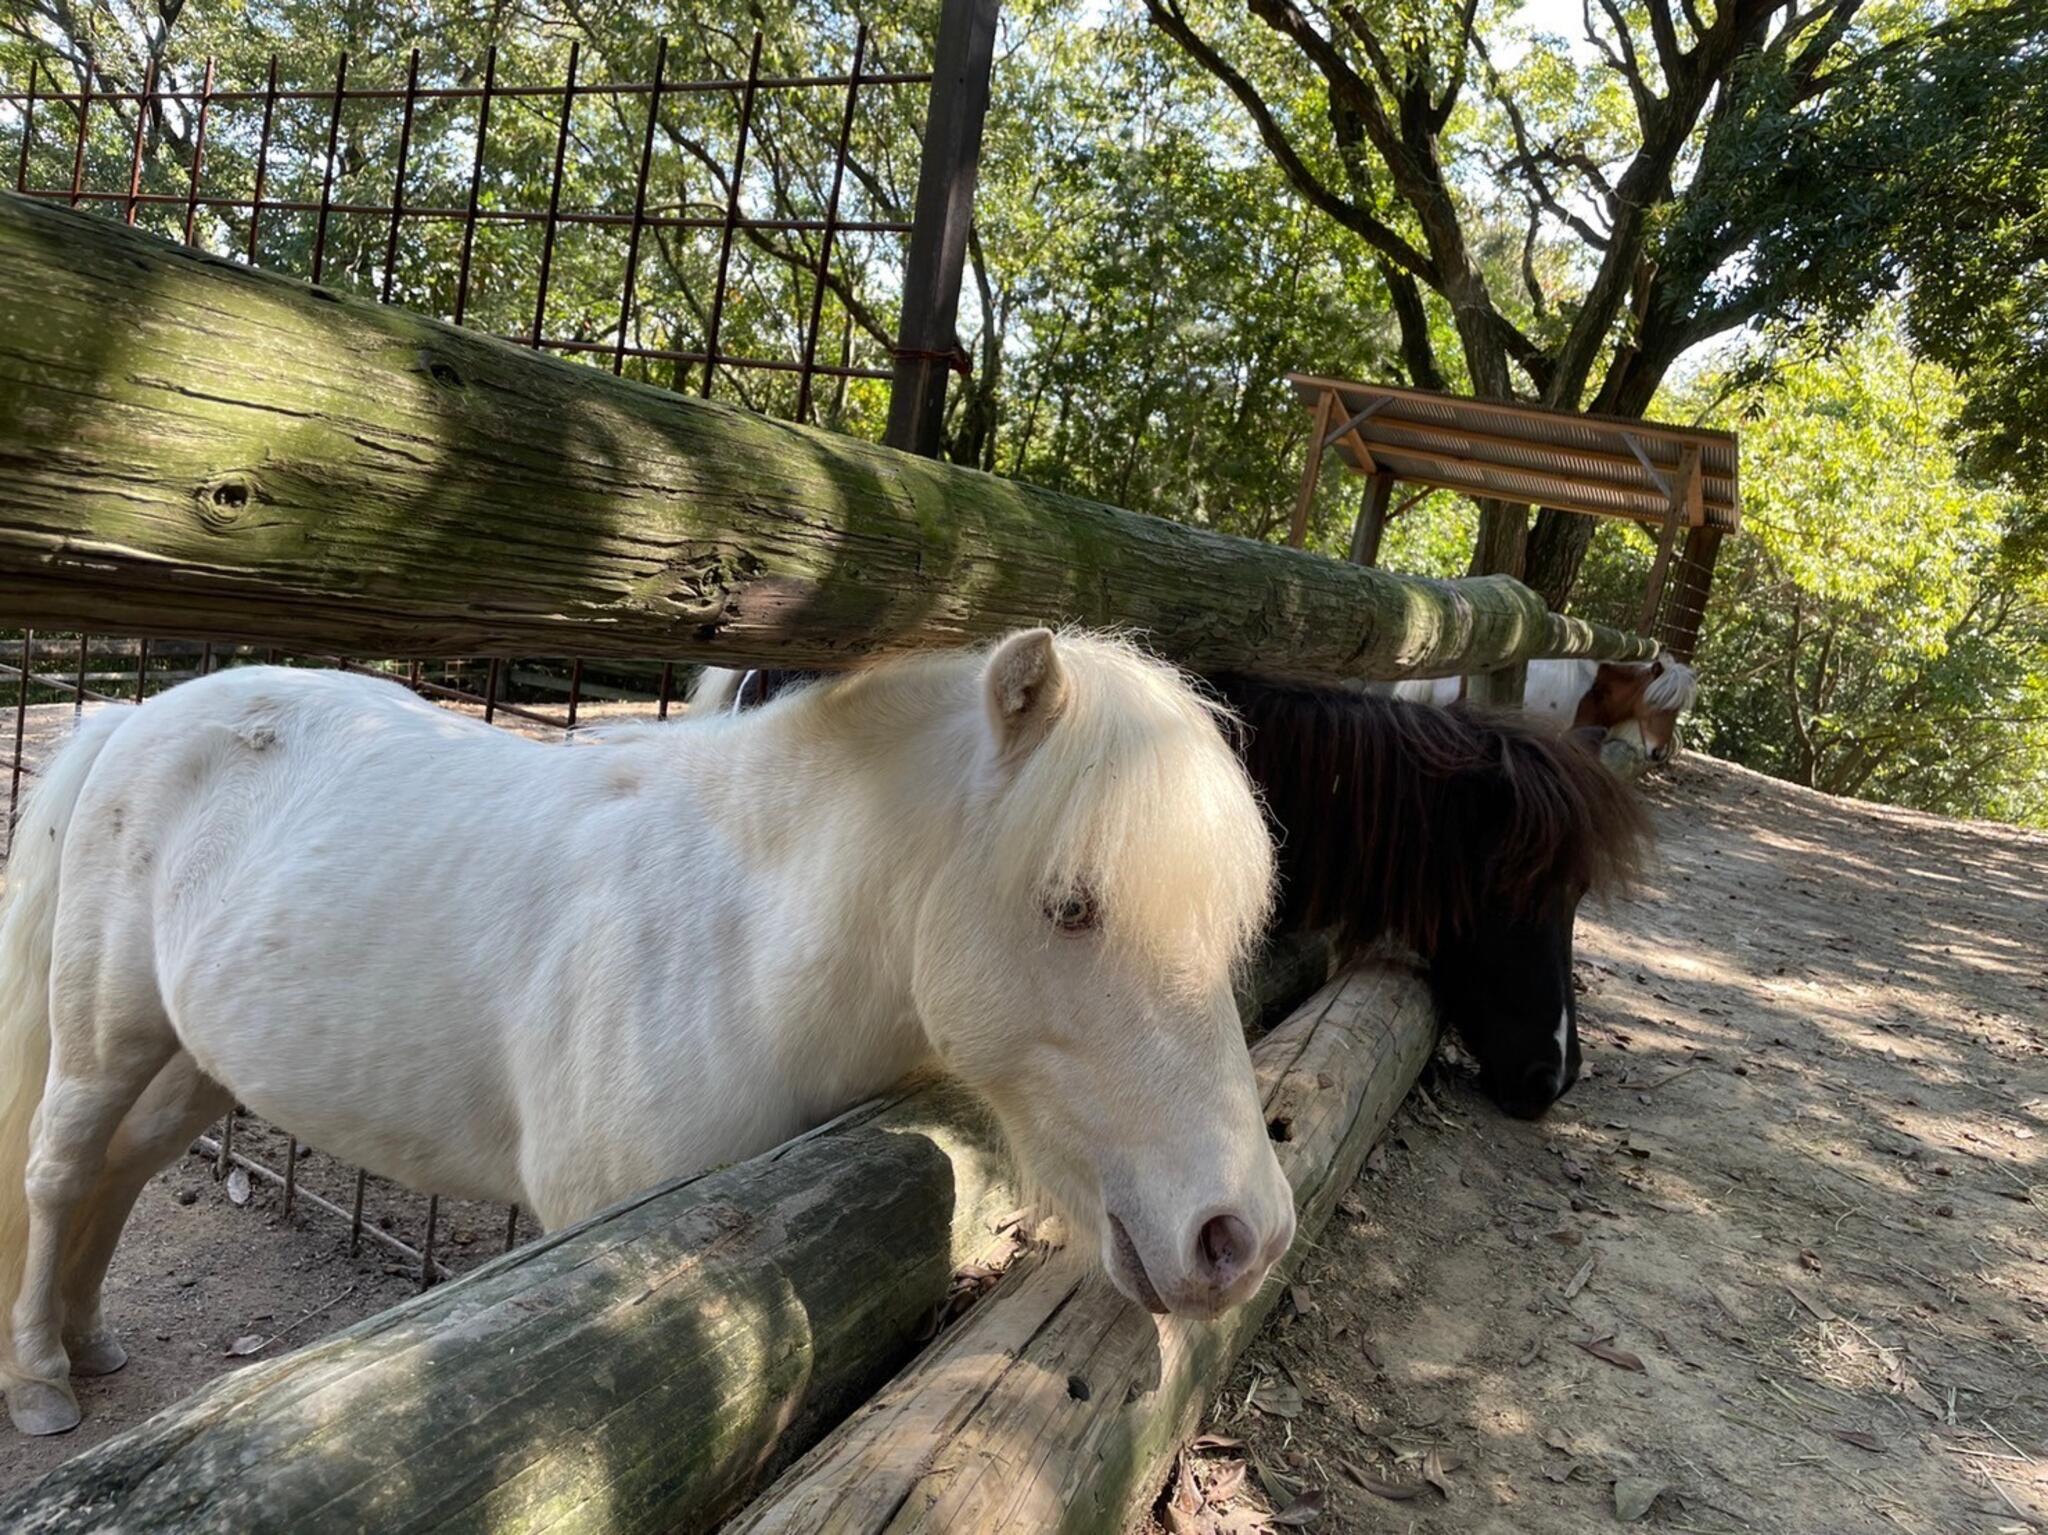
<box><xmin>0</xmin><ymin>707</ymin><xmax>129</xmax><ymax>1368</ymax></box>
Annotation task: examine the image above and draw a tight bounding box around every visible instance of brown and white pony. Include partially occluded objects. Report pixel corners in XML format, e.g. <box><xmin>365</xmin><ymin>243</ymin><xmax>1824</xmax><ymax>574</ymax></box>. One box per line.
<box><xmin>1393</xmin><ymin>653</ymin><xmax>1699</xmax><ymax>763</ymax></box>
<box><xmin>698</xmin><ymin>665</ymin><xmax>1650</xmax><ymax>1121</ymax></box>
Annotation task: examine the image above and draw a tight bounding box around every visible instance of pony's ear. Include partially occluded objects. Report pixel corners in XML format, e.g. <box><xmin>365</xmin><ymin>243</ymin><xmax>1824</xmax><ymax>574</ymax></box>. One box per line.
<box><xmin>983</xmin><ymin>628</ymin><xmax>1068</xmax><ymax>759</ymax></box>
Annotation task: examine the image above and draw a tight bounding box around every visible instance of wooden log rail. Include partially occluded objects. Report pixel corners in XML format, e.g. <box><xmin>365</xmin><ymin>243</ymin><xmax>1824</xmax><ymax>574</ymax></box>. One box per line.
<box><xmin>0</xmin><ymin>935</ymin><xmax>1352</xmax><ymax>1534</ymax></box>
<box><xmin>728</xmin><ymin>965</ymin><xmax>1434</xmax><ymax>1533</ymax></box>
<box><xmin>0</xmin><ymin>193</ymin><xmax>1651</xmax><ymax>682</ymax></box>
<box><xmin>1</xmin><ymin>1081</ymin><xmax>1017</xmax><ymax>1535</ymax></box>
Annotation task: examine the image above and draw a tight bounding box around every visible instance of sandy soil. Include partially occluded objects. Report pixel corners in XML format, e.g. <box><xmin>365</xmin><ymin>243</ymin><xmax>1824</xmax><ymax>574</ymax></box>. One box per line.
<box><xmin>4</xmin><ymin>699</ymin><xmax>2043</xmax><ymax>1530</ymax></box>
<box><xmin>1148</xmin><ymin>752</ymin><xmax>2047</xmax><ymax>1535</ymax></box>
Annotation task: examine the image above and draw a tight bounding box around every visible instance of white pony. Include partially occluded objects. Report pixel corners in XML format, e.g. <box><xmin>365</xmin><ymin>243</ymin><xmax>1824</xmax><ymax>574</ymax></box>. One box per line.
<box><xmin>1392</xmin><ymin>652</ymin><xmax>1699</xmax><ymax>762</ymax></box>
<box><xmin>0</xmin><ymin>629</ymin><xmax>1293</xmax><ymax>1436</ymax></box>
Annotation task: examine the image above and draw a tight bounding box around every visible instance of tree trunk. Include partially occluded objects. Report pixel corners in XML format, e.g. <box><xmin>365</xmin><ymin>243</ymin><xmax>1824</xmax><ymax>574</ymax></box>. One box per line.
<box><xmin>0</xmin><ymin>194</ymin><xmax>1651</xmax><ymax>680</ymax></box>
<box><xmin>727</xmin><ymin>964</ymin><xmax>1436</xmax><ymax>1534</ymax></box>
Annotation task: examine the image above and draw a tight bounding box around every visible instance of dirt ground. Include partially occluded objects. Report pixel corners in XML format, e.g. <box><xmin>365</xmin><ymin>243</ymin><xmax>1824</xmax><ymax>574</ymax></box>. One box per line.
<box><xmin>3</xmin><ymin>700</ymin><xmax>2044</xmax><ymax>1529</ymax></box>
<box><xmin>1151</xmin><ymin>752</ymin><xmax>2047</xmax><ymax>1535</ymax></box>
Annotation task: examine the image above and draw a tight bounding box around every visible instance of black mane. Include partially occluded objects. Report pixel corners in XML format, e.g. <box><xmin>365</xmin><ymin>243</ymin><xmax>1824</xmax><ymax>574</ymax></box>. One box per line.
<box><xmin>1207</xmin><ymin>675</ymin><xmax>1649</xmax><ymax>962</ymax></box>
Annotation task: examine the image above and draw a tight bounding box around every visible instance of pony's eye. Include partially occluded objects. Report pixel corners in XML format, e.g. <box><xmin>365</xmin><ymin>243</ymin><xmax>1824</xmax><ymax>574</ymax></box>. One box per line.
<box><xmin>1046</xmin><ymin>889</ymin><xmax>1100</xmax><ymax>933</ymax></box>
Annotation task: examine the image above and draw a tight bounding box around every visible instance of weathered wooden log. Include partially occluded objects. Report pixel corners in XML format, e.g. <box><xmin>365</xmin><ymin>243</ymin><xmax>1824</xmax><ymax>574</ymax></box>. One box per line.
<box><xmin>0</xmin><ymin>1082</ymin><xmax>1013</xmax><ymax>1535</ymax></box>
<box><xmin>727</xmin><ymin>964</ymin><xmax>1435</xmax><ymax>1534</ymax></box>
<box><xmin>0</xmin><ymin>193</ymin><xmax>1650</xmax><ymax>681</ymax></box>
<box><xmin>0</xmin><ymin>939</ymin><xmax>1342</xmax><ymax>1534</ymax></box>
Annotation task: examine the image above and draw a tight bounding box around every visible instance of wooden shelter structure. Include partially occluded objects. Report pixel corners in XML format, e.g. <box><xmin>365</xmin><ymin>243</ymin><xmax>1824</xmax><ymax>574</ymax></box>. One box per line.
<box><xmin>1286</xmin><ymin>374</ymin><xmax>1740</xmax><ymax>661</ymax></box>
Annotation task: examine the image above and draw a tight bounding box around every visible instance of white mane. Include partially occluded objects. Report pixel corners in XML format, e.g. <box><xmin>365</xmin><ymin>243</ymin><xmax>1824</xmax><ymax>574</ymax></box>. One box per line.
<box><xmin>764</xmin><ymin>634</ymin><xmax>1276</xmax><ymax>980</ymax></box>
<box><xmin>1643</xmin><ymin>653</ymin><xmax>1700</xmax><ymax>713</ymax></box>
<box><xmin>686</xmin><ymin>666</ymin><xmax>741</xmax><ymax>714</ymax></box>
<box><xmin>981</xmin><ymin>632</ymin><xmax>1275</xmax><ymax>977</ymax></box>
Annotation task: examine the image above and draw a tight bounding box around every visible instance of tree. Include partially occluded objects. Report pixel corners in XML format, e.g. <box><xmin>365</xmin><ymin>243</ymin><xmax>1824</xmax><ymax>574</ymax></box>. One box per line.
<box><xmin>1571</xmin><ymin>317</ymin><xmax>2048</xmax><ymax>826</ymax></box>
<box><xmin>1142</xmin><ymin>0</ymin><xmax>2046</xmax><ymax>606</ymax></box>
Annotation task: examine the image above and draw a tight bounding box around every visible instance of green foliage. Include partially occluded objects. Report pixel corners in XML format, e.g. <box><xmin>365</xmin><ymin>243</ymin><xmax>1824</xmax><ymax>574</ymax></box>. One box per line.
<box><xmin>1666</xmin><ymin>1</ymin><xmax>2048</xmax><ymax>502</ymax></box>
<box><xmin>4</xmin><ymin>1</ymin><xmax>2047</xmax><ymax>824</ymax></box>
<box><xmin>1575</xmin><ymin>319</ymin><xmax>2048</xmax><ymax>826</ymax></box>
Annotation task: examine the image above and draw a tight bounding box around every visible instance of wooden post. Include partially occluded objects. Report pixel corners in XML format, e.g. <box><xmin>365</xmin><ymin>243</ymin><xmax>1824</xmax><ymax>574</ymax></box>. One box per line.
<box><xmin>882</xmin><ymin>0</ymin><xmax>1000</xmax><ymax>458</ymax></box>
<box><xmin>1636</xmin><ymin>443</ymin><xmax>1700</xmax><ymax>636</ymax></box>
<box><xmin>1287</xmin><ymin>388</ymin><xmax>1337</xmax><ymax>548</ymax></box>
<box><xmin>1347</xmin><ymin>468</ymin><xmax>1396</xmax><ymax>566</ymax></box>
<box><xmin>1658</xmin><ymin>524</ymin><xmax>1724</xmax><ymax>662</ymax></box>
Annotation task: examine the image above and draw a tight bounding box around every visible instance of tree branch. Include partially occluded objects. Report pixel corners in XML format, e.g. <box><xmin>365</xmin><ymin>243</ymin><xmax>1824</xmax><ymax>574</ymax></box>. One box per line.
<box><xmin>1588</xmin><ymin>0</ymin><xmax>1658</xmax><ymax>128</ymax></box>
<box><xmin>1643</xmin><ymin>0</ymin><xmax>1686</xmax><ymax>84</ymax></box>
<box><xmin>1379</xmin><ymin>258</ymin><xmax>1448</xmax><ymax>390</ymax></box>
<box><xmin>1430</xmin><ymin>0</ymin><xmax>1484</xmax><ymax>130</ymax></box>
<box><xmin>1146</xmin><ymin>0</ymin><xmax>1438</xmax><ymax>282</ymax></box>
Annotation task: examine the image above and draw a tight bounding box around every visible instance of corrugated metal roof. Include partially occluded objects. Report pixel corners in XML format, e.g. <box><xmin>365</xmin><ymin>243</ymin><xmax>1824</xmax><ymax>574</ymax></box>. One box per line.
<box><xmin>1289</xmin><ymin>374</ymin><xmax>1740</xmax><ymax>532</ymax></box>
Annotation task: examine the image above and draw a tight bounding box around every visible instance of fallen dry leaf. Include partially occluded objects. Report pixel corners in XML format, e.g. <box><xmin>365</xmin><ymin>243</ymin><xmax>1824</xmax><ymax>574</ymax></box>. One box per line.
<box><xmin>226</xmin><ymin>1167</ymin><xmax>251</xmax><ymax>1206</ymax></box>
<box><xmin>1564</xmin><ymin>1255</ymin><xmax>1597</xmax><ymax>1300</ymax></box>
<box><xmin>1249</xmin><ymin>1377</ymin><xmax>1303</xmax><ymax>1419</ymax></box>
<box><xmin>1786</xmin><ymin>1282</ymin><xmax>1838</xmax><ymax>1322</ymax></box>
<box><xmin>1192</xmin><ymin>1433</ymin><xmax>1245</xmax><ymax>1454</ymax></box>
<box><xmin>1422</xmin><ymin>1447</ymin><xmax>1460</xmax><ymax>1498</ymax></box>
<box><xmin>1253</xmin><ymin>1455</ymin><xmax>1302</xmax><ymax>1503</ymax></box>
<box><xmin>1163</xmin><ymin>1506</ymin><xmax>1207</xmax><ymax>1535</ymax></box>
<box><xmin>1271</xmin><ymin>1490</ymin><xmax>1326</xmax><ymax>1527</ymax></box>
<box><xmin>1613</xmin><ymin>1477</ymin><xmax>1665</xmax><ymax>1521</ymax></box>
<box><xmin>1573</xmin><ymin>1337</ymin><xmax>1646</xmax><ymax>1372</ymax></box>
<box><xmin>1206</xmin><ymin>1460</ymin><xmax>1248</xmax><ymax>1503</ymax></box>
<box><xmin>224</xmin><ymin>1333</ymin><xmax>266</xmax><ymax>1357</ymax></box>
<box><xmin>1341</xmin><ymin>1462</ymin><xmax>1426</xmax><ymax>1500</ymax></box>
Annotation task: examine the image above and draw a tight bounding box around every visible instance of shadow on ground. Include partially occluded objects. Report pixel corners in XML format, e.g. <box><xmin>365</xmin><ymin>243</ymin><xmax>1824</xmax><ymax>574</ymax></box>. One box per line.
<box><xmin>1157</xmin><ymin>751</ymin><xmax>2046</xmax><ymax>1535</ymax></box>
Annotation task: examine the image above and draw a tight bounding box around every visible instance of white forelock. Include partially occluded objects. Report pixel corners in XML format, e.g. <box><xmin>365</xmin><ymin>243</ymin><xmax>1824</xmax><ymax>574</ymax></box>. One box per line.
<box><xmin>1643</xmin><ymin>653</ymin><xmax>1700</xmax><ymax>713</ymax></box>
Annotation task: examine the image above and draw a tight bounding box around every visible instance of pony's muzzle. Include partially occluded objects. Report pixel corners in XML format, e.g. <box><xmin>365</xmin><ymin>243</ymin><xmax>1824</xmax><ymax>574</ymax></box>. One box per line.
<box><xmin>1170</xmin><ymin>1203</ymin><xmax>1296</xmax><ymax>1317</ymax></box>
<box><xmin>1490</xmin><ymin>1059</ymin><xmax>1576</xmax><ymax>1119</ymax></box>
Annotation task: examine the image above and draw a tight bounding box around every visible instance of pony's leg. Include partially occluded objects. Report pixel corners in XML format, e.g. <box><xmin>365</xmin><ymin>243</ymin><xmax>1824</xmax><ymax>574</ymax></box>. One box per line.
<box><xmin>57</xmin><ymin>1053</ymin><xmax>232</xmax><ymax>1378</ymax></box>
<box><xmin>8</xmin><ymin>982</ymin><xmax>175</xmax><ymax>1436</ymax></box>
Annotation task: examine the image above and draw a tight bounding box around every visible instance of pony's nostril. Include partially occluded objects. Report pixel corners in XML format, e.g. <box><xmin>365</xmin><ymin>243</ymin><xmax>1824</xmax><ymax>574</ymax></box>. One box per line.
<box><xmin>1195</xmin><ymin>1213</ymin><xmax>1258</xmax><ymax>1287</ymax></box>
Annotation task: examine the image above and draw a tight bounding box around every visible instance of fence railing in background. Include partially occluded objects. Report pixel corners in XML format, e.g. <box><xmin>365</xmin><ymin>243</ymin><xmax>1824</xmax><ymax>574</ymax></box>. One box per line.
<box><xmin>3</xmin><ymin>31</ymin><xmax>930</xmax><ymax>418</ymax></box>
<box><xmin>0</xmin><ymin>0</ymin><xmax>1004</xmax><ymax>1283</ymax></box>
<box><xmin>1</xmin><ymin>632</ymin><xmax>683</xmax><ymax>1284</ymax></box>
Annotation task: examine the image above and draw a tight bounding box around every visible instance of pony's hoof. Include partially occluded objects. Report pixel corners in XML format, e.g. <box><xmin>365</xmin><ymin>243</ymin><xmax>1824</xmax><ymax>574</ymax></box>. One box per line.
<box><xmin>65</xmin><ymin>1329</ymin><xmax>128</xmax><ymax>1377</ymax></box>
<box><xmin>7</xmin><ymin>1380</ymin><xmax>82</xmax><ymax>1436</ymax></box>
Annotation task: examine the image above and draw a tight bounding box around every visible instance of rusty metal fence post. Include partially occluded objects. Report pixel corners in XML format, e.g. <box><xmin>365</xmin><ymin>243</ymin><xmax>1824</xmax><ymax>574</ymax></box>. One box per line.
<box><xmin>883</xmin><ymin>0</ymin><xmax>999</xmax><ymax>458</ymax></box>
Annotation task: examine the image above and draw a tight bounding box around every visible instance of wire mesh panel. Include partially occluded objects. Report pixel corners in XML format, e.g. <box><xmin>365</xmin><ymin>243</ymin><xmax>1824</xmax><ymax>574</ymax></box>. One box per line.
<box><xmin>0</xmin><ymin>25</ymin><xmax>967</xmax><ymax>1282</ymax></box>
<box><xmin>3</xmin><ymin>34</ymin><xmax>931</xmax><ymax>423</ymax></box>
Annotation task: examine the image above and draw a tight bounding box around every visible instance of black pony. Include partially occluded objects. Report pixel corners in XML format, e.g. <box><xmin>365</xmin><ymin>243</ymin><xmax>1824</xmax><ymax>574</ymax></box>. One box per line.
<box><xmin>707</xmin><ymin>665</ymin><xmax>1648</xmax><ymax>1119</ymax></box>
<box><xmin>1207</xmin><ymin>676</ymin><xmax>1646</xmax><ymax>1118</ymax></box>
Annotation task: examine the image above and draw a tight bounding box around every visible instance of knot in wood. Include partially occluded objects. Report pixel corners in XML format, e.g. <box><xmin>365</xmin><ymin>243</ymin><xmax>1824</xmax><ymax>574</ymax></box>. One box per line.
<box><xmin>417</xmin><ymin>350</ymin><xmax>465</xmax><ymax>390</ymax></box>
<box><xmin>195</xmin><ymin>473</ymin><xmax>260</xmax><ymax>531</ymax></box>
